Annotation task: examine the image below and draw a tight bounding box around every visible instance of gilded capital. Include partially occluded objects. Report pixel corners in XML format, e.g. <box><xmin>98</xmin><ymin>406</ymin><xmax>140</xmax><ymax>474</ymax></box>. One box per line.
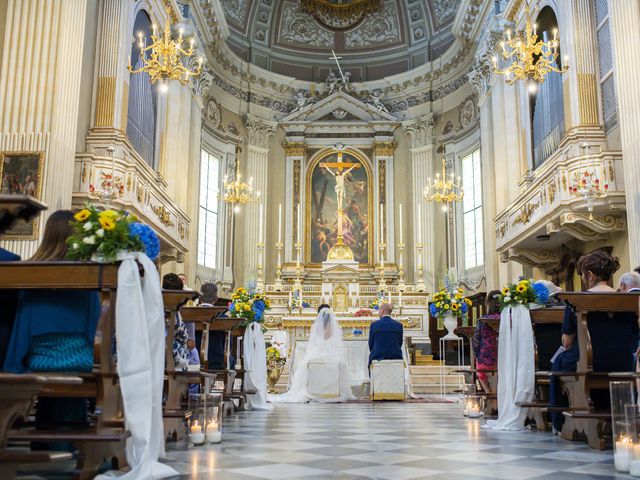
<box><xmin>373</xmin><ymin>141</ymin><xmax>396</xmax><ymax>157</ymax></box>
<box><xmin>284</xmin><ymin>142</ymin><xmax>307</xmax><ymax>157</ymax></box>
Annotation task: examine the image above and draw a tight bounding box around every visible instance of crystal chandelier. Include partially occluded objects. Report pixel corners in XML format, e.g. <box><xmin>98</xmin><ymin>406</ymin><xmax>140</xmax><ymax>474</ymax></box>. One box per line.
<box><xmin>569</xmin><ymin>143</ymin><xmax>608</xmax><ymax>220</ymax></box>
<box><xmin>220</xmin><ymin>165</ymin><xmax>259</xmax><ymax>212</ymax></box>
<box><xmin>492</xmin><ymin>5</ymin><xmax>568</xmax><ymax>93</ymax></box>
<box><xmin>128</xmin><ymin>8</ymin><xmax>203</xmax><ymax>93</ymax></box>
<box><xmin>424</xmin><ymin>159</ymin><xmax>463</xmax><ymax>211</ymax></box>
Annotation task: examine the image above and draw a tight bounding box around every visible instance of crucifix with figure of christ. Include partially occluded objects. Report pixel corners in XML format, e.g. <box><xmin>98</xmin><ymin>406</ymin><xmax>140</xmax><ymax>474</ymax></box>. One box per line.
<box><xmin>320</xmin><ymin>144</ymin><xmax>360</xmax><ymax>247</ymax></box>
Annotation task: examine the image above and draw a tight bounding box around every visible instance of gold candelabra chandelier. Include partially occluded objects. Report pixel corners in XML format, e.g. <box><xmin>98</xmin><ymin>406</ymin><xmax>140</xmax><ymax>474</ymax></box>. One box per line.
<box><xmin>219</xmin><ymin>165</ymin><xmax>259</xmax><ymax>211</ymax></box>
<box><xmin>493</xmin><ymin>5</ymin><xmax>568</xmax><ymax>93</ymax></box>
<box><xmin>424</xmin><ymin>159</ymin><xmax>463</xmax><ymax>210</ymax></box>
<box><xmin>128</xmin><ymin>8</ymin><xmax>203</xmax><ymax>92</ymax></box>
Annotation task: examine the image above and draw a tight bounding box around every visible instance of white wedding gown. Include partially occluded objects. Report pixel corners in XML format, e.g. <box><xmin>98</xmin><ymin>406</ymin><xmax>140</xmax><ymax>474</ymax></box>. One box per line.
<box><xmin>271</xmin><ymin>308</ymin><xmax>355</xmax><ymax>403</ymax></box>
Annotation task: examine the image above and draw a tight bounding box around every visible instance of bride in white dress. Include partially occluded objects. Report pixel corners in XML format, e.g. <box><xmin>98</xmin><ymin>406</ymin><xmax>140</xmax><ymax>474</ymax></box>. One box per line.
<box><xmin>271</xmin><ymin>305</ymin><xmax>355</xmax><ymax>403</ymax></box>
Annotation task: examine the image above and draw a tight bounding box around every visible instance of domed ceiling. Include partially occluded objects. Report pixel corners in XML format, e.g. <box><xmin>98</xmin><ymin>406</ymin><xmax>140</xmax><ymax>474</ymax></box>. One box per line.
<box><xmin>220</xmin><ymin>0</ymin><xmax>463</xmax><ymax>82</ymax></box>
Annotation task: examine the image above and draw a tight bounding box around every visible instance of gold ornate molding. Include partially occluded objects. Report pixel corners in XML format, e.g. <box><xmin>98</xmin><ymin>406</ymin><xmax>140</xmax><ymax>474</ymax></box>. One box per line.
<box><xmin>373</xmin><ymin>141</ymin><xmax>396</xmax><ymax>157</ymax></box>
<box><xmin>284</xmin><ymin>142</ymin><xmax>307</xmax><ymax>157</ymax></box>
<box><xmin>513</xmin><ymin>202</ymin><xmax>539</xmax><ymax>226</ymax></box>
<box><xmin>152</xmin><ymin>204</ymin><xmax>175</xmax><ymax>227</ymax></box>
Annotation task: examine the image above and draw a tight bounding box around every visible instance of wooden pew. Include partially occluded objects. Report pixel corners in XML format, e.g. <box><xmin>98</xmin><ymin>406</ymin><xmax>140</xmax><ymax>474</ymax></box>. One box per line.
<box><xmin>0</xmin><ymin>262</ymin><xmax>129</xmax><ymax>479</ymax></box>
<box><xmin>556</xmin><ymin>292</ymin><xmax>640</xmax><ymax>449</ymax></box>
<box><xmin>0</xmin><ymin>373</ymin><xmax>82</xmax><ymax>480</ymax></box>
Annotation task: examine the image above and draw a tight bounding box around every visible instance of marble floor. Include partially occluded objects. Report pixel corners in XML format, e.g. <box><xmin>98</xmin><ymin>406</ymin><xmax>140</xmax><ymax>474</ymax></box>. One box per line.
<box><xmin>18</xmin><ymin>400</ymin><xmax>627</xmax><ymax>479</ymax></box>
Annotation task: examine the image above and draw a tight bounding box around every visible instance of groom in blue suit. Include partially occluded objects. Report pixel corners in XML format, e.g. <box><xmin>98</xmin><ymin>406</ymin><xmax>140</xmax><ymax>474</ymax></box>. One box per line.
<box><xmin>368</xmin><ymin>303</ymin><xmax>403</xmax><ymax>366</ymax></box>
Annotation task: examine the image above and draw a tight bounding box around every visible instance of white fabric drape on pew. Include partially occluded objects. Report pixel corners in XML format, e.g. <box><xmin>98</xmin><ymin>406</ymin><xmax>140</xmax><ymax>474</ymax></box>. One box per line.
<box><xmin>484</xmin><ymin>305</ymin><xmax>535</xmax><ymax>431</ymax></box>
<box><xmin>96</xmin><ymin>253</ymin><xmax>178</xmax><ymax>480</ymax></box>
<box><xmin>243</xmin><ymin>322</ymin><xmax>272</xmax><ymax>410</ymax></box>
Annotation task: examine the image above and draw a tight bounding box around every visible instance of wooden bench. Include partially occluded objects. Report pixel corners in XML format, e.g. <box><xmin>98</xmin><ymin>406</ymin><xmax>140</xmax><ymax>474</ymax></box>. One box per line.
<box><xmin>0</xmin><ymin>262</ymin><xmax>129</xmax><ymax>479</ymax></box>
<box><xmin>0</xmin><ymin>373</ymin><xmax>83</xmax><ymax>479</ymax></box>
<box><xmin>555</xmin><ymin>292</ymin><xmax>640</xmax><ymax>449</ymax></box>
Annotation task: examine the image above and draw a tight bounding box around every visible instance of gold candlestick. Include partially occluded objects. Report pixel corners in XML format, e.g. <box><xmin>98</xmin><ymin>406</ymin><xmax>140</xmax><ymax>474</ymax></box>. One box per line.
<box><xmin>274</xmin><ymin>241</ymin><xmax>284</xmax><ymax>291</ymax></box>
<box><xmin>378</xmin><ymin>241</ymin><xmax>386</xmax><ymax>291</ymax></box>
<box><xmin>256</xmin><ymin>242</ymin><xmax>265</xmax><ymax>293</ymax></box>
<box><xmin>397</xmin><ymin>242</ymin><xmax>406</xmax><ymax>292</ymax></box>
<box><xmin>415</xmin><ymin>242</ymin><xmax>426</xmax><ymax>292</ymax></box>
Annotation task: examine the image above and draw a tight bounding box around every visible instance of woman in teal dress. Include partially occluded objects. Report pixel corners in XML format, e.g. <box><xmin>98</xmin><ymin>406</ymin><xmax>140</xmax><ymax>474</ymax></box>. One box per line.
<box><xmin>3</xmin><ymin>210</ymin><xmax>100</xmax><ymax>450</ymax></box>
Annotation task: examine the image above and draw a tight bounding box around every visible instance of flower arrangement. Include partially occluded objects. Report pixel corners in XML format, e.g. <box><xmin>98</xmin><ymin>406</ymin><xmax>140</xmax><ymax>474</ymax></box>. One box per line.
<box><xmin>369</xmin><ymin>297</ymin><xmax>383</xmax><ymax>310</ymax></box>
<box><xmin>66</xmin><ymin>205</ymin><xmax>160</xmax><ymax>262</ymax></box>
<box><xmin>352</xmin><ymin>328</ymin><xmax>364</xmax><ymax>336</ymax></box>
<box><xmin>266</xmin><ymin>346</ymin><xmax>281</xmax><ymax>361</ymax></box>
<box><xmin>429</xmin><ymin>288</ymin><xmax>472</xmax><ymax>319</ymax></box>
<box><xmin>354</xmin><ymin>309</ymin><xmax>372</xmax><ymax>317</ymax></box>
<box><xmin>229</xmin><ymin>287</ymin><xmax>271</xmax><ymax>327</ymax></box>
<box><xmin>290</xmin><ymin>297</ymin><xmax>310</xmax><ymax>309</ymax></box>
<box><xmin>498</xmin><ymin>278</ymin><xmax>549</xmax><ymax>309</ymax></box>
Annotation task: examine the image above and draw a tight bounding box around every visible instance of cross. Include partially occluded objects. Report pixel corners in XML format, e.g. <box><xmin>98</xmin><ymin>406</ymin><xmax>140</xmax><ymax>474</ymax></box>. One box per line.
<box><xmin>320</xmin><ymin>144</ymin><xmax>361</xmax><ymax>172</ymax></box>
<box><xmin>330</xmin><ymin>49</ymin><xmax>347</xmax><ymax>83</ymax></box>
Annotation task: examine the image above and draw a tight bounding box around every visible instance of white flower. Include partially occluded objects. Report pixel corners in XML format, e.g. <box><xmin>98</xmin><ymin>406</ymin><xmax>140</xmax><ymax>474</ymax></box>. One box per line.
<box><xmin>83</xmin><ymin>221</ymin><xmax>93</xmax><ymax>231</ymax></box>
<box><xmin>83</xmin><ymin>236</ymin><xmax>96</xmax><ymax>245</ymax></box>
<box><xmin>72</xmin><ymin>242</ymin><xmax>79</xmax><ymax>249</ymax></box>
<box><xmin>96</xmin><ymin>228</ymin><xmax>104</xmax><ymax>238</ymax></box>
<box><xmin>504</xmin><ymin>296</ymin><xmax>511</xmax><ymax>302</ymax></box>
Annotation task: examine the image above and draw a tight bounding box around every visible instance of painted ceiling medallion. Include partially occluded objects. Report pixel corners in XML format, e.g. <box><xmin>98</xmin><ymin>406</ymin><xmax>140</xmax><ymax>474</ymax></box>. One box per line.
<box><xmin>300</xmin><ymin>0</ymin><xmax>384</xmax><ymax>30</ymax></box>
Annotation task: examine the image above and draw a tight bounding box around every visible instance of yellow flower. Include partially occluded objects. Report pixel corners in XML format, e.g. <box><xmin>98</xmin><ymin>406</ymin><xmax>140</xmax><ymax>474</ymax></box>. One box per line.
<box><xmin>501</xmin><ymin>287</ymin><xmax>510</xmax><ymax>296</ymax></box>
<box><xmin>516</xmin><ymin>284</ymin><xmax>526</xmax><ymax>294</ymax></box>
<box><xmin>99</xmin><ymin>210</ymin><xmax>119</xmax><ymax>221</ymax></box>
<box><xmin>465</xmin><ymin>298</ymin><xmax>472</xmax><ymax>306</ymax></box>
<box><xmin>98</xmin><ymin>216</ymin><xmax>116</xmax><ymax>231</ymax></box>
<box><xmin>74</xmin><ymin>209</ymin><xmax>91</xmax><ymax>222</ymax></box>
<box><xmin>451</xmin><ymin>303</ymin><xmax>460</xmax><ymax>311</ymax></box>
<box><xmin>444</xmin><ymin>304</ymin><xmax>450</xmax><ymax>310</ymax></box>
<box><xmin>436</xmin><ymin>302</ymin><xmax>442</xmax><ymax>308</ymax></box>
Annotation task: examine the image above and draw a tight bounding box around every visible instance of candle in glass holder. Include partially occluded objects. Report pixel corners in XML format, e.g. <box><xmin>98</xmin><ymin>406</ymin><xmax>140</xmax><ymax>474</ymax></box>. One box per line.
<box><xmin>630</xmin><ymin>443</ymin><xmax>640</xmax><ymax>476</ymax></box>
<box><xmin>468</xmin><ymin>405</ymin><xmax>483</xmax><ymax>418</ymax></box>
<box><xmin>206</xmin><ymin>420</ymin><xmax>222</xmax><ymax>443</ymax></box>
<box><xmin>615</xmin><ymin>437</ymin><xmax>632</xmax><ymax>472</ymax></box>
<box><xmin>190</xmin><ymin>421</ymin><xmax>205</xmax><ymax>445</ymax></box>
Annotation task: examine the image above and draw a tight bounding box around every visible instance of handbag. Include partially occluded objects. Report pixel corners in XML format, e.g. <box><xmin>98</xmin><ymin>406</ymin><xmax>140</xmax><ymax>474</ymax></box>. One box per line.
<box><xmin>27</xmin><ymin>333</ymin><xmax>94</xmax><ymax>372</ymax></box>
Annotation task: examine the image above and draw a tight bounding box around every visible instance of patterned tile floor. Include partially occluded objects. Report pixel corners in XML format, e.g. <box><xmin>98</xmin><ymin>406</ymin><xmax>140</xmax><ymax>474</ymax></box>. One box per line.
<box><xmin>18</xmin><ymin>401</ymin><xmax>628</xmax><ymax>479</ymax></box>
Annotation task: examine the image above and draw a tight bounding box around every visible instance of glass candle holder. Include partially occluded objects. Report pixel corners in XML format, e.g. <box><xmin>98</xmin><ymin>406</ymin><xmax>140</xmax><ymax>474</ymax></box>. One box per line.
<box><xmin>610</xmin><ymin>381</ymin><xmax>635</xmax><ymax>472</ymax></box>
<box><xmin>463</xmin><ymin>384</ymin><xmax>477</xmax><ymax>417</ymax></box>
<box><xmin>466</xmin><ymin>395</ymin><xmax>485</xmax><ymax>419</ymax></box>
<box><xmin>627</xmin><ymin>404</ymin><xmax>640</xmax><ymax>477</ymax></box>
<box><xmin>188</xmin><ymin>393</ymin><xmax>223</xmax><ymax>446</ymax></box>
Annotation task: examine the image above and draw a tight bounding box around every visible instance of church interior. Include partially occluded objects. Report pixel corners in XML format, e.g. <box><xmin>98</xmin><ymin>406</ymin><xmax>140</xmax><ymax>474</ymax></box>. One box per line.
<box><xmin>1</xmin><ymin>0</ymin><xmax>639</xmax><ymax>478</ymax></box>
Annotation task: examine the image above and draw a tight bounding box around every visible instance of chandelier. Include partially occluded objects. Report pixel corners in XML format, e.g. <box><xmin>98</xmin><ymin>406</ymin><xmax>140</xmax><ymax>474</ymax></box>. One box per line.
<box><xmin>424</xmin><ymin>159</ymin><xmax>463</xmax><ymax>210</ymax></box>
<box><xmin>569</xmin><ymin>143</ymin><xmax>608</xmax><ymax>220</ymax></box>
<box><xmin>300</xmin><ymin>0</ymin><xmax>383</xmax><ymax>30</ymax></box>
<box><xmin>493</xmin><ymin>5</ymin><xmax>568</xmax><ymax>92</ymax></box>
<box><xmin>128</xmin><ymin>8</ymin><xmax>203</xmax><ymax>92</ymax></box>
<box><xmin>220</xmin><ymin>166</ymin><xmax>259</xmax><ymax>211</ymax></box>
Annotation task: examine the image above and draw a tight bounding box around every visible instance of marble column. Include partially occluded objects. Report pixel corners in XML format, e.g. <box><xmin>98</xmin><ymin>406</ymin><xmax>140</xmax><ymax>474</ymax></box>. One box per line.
<box><xmin>0</xmin><ymin>0</ymin><xmax>88</xmax><ymax>257</ymax></box>
<box><xmin>244</xmin><ymin>114</ymin><xmax>276</xmax><ymax>280</ymax></box>
<box><xmin>608</xmin><ymin>0</ymin><xmax>640</xmax><ymax>268</ymax></box>
<box><xmin>402</xmin><ymin>114</ymin><xmax>436</xmax><ymax>292</ymax></box>
<box><xmin>373</xmin><ymin>142</ymin><xmax>396</xmax><ymax>264</ymax></box>
<box><xmin>284</xmin><ymin>142</ymin><xmax>306</xmax><ymax>265</ymax></box>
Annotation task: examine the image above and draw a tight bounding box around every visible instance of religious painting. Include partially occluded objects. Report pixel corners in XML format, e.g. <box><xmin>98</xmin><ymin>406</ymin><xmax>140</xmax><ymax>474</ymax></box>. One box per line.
<box><xmin>0</xmin><ymin>152</ymin><xmax>45</xmax><ymax>239</ymax></box>
<box><xmin>308</xmin><ymin>150</ymin><xmax>371</xmax><ymax>264</ymax></box>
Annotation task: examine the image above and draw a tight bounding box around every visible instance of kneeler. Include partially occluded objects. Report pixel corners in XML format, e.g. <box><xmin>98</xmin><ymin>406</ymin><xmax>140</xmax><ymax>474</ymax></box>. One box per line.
<box><xmin>370</xmin><ymin>360</ymin><xmax>406</xmax><ymax>401</ymax></box>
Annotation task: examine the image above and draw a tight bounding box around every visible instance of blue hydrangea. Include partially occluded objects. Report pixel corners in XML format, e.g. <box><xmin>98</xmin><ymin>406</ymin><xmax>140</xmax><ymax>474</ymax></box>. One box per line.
<box><xmin>129</xmin><ymin>222</ymin><xmax>160</xmax><ymax>260</ymax></box>
<box><xmin>533</xmin><ymin>282</ymin><xmax>550</xmax><ymax>305</ymax></box>
<box><xmin>461</xmin><ymin>302</ymin><xmax>468</xmax><ymax>314</ymax></box>
<box><xmin>429</xmin><ymin>303</ymin><xmax>438</xmax><ymax>317</ymax></box>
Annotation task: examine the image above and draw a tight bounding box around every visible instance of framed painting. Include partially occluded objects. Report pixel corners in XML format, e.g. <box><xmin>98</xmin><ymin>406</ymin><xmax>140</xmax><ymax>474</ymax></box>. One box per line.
<box><xmin>0</xmin><ymin>152</ymin><xmax>45</xmax><ymax>239</ymax></box>
<box><xmin>306</xmin><ymin>149</ymin><xmax>372</xmax><ymax>265</ymax></box>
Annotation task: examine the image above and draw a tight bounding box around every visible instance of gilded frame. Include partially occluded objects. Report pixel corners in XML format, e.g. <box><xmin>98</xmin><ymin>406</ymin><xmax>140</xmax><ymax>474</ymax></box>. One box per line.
<box><xmin>0</xmin><ymin>151</ymin><xmax>45</xmax><ymax>240</ymax></box>
<box><xmin>305</xmin><ymin>147</ymin><xmax>374</xmax><ymax>266</ymax></box>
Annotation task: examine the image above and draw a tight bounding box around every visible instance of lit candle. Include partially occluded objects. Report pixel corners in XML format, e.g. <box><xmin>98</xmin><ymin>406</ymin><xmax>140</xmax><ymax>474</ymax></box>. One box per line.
<box><xmin>152</xmin><ymin>24</ymin><xmax>157</xmax><ymax>37</ymax></box>
<box><xmin>278</xmin><ymin>204</ymin><xmax>282</xmax><ymax>244</ymax></box>
<box><xmin>399</xmin><ymin>204</ymin><xmax>403</xmax><ymax>244</ymax></box>
<box><xmin>615</xmin><ymin>437</ymin><xmax>632</xmax><ymax>472</ymax></box>
<box><xmin>289</xmin><ymin>291</ymin><xmax>293</xmax><ymax>308</ymax></box>
<box><xmin>258</xmin><ymin>203</ymin><xmax>263</xmax><ymax>244</ymax></box>
<box><xmin>296</xmin><ymin>203</ymin><xmax>301</xmax><ymax>266</ymax></box>
<box><xmin>190</xmin><ymin>421</ymin><xmax>205</xmax><ymax>445</ymax></box>
<box><xmin>206</xmin><ymin>420</ymin><xmax>221</xmax><ymax>443</ymax></box>
<box><xmin>380</xmin><ymin>203</ymin><xmax>385</xmax><ymax>268</ymax></box>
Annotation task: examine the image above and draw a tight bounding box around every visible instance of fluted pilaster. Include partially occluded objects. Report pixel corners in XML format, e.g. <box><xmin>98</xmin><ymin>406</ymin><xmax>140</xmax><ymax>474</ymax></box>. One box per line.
<box><xmin>0</xmin><ymin>0</ymin><xmax>88</xmax><ymax>257</ymax></box>
<box><xmin>609</xmin><ymin>0</ymin><xmax>640</xmax><ymax>268</ymax></box>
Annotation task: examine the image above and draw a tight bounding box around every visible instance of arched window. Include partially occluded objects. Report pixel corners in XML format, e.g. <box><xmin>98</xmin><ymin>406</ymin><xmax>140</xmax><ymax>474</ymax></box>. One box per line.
<box><xmin>530</xmin><ymin>7</ymin><xmax>565</xmax><ymax>169</ymax></box>
<box><xmin>127</xmin><ymin>10</ymin><xmax>157</xmax><ymax>168</ymax></box>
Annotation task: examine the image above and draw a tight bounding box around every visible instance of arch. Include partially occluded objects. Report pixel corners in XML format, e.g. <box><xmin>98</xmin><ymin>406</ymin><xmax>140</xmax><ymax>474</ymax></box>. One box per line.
<box><xmin>530</xmin><ymin>5</ymin><xmax>565</xmax><ymax>169</ymax></box>
<box><xmin>305</xmin><ymin>147</ymin><xmax>374</xmax><ymax>265</ymax></box>
<box><xmin>126</xmin><ymin>9</ymin><xmax>158</xmax><ymax>168</ymax></box>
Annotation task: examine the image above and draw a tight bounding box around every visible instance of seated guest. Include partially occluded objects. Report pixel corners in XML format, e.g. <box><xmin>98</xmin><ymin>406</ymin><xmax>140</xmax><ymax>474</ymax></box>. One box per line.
<box><xmin>368</xmin><ymin>303</ymin><xmax>403</xmax><ymax>366</ymax></box>
<box><xmin>177</xmin><ymin>273</ymin><xmax>196</xmax><ymax>340</ymax></box>
<box><xmin>187</xmin><ymin>339</ymin><xmax>200</xmax><ymax>395</ymax></box>
<box><xmin>3</xmin><ymin>210</ymin><xmax>100</xmax><ymax>450</ymax></box>
<box><xmin>550</xmin><ymin>250</ymin><xmax>619</xmax><ymax>433</ymax></box>
<box><xmin>472</xmin><ymin>290</ymin><xmax>500</xmax><ymax>393</ymax></box>
<box><xmin>0</xmin><ymin>247</ymin><xmax>21</xmax><ymax>366</ymax></box>
<box><xmin>619</xmin><ymin>272</ymin><xmax>640</xmax><ymax>293</ymax></box>
<box><xmin>162</xmin><ymin>273</ymin><xmax>189</xmax><ymax>371</ymax></box>
<box><xmin>198</xmin><ymin>283</ymin><xmax>232</xmax><ymax>370</ymax></box>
